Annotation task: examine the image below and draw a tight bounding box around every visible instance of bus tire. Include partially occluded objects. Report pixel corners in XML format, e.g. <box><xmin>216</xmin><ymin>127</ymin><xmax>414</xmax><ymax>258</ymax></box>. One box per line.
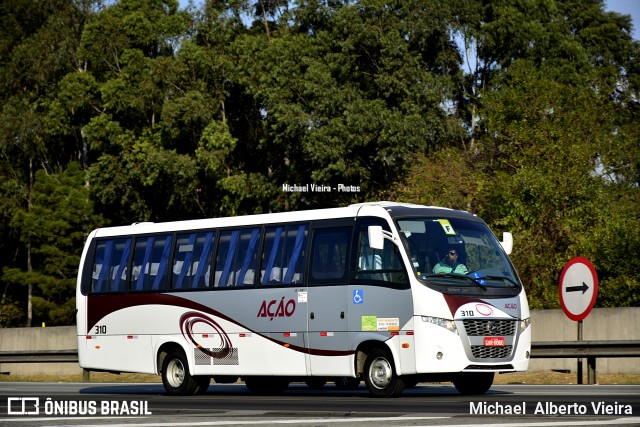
<box><xmin>452</xmin><ymin>372</ymin><xmax>494</xmax><ymax>395</ymax></box>
<box><xmin>244</xmin><ymin>376</ymin><xmax>289</xmax><ymax>395</ymax></box>
<box><xmin>194</xmin><ymin>376</ymin><xmax>211</xmax><ymax>395</ymax></box>
<box><xmin>363</xmin><ymin>348</ymin><xmax>405</xmax><ymax>397</ymax></box>
<box><xmin>161</xmin><ymin>349</ymin><xmax>201</xmax><ymax>396</ymax></box>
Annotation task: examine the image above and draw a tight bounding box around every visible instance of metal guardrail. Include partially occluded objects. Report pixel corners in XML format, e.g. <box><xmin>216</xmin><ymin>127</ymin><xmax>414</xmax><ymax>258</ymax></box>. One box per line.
<box><xmin>531</xmin><ymin>340</ymin><xmax>640</xmax><ymax>384</ymax></box>
<box><xmin>531</xmin><ymin>340</ymin><xmax>640</xmax><ymax>358</ymax></box>
<box><xmin>1</xmin><ymin>341</ymin><xmax>639</xmax><ymax>384</ymax></box>
<box><xmin>0</xmin><ymin>349</ymin><xmax>87</xmax><ymax>381</ymax></box>
<box><xmin>0</xmin><ymin>350</ymin><xmax>78</xmax><ymax>364</ymax></box>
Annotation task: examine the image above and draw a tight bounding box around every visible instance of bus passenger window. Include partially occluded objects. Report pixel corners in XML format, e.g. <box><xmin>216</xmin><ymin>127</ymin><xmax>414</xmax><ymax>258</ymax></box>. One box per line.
<box><xmin>214</xmin><ymin>228</ymin><xmax>261</xmax><ymax>287</ymax></box>
<box><xmin>130</xmin><ymin>234</ymin><xmax>173</xmax><ymax>292</ymax></box>
<box><xmin>310</xmin><ymin>227</ymin><xmax>351</xmax><ymax>282</ymax></box>
<box><xmin>172</xmin><ymin>231</ymin><xmax>215</xmax><ymax>290</ymax></box>
<box><xmin>261</xmin><ymin>224</ymin><xmax>308</xmax><ymax>286</ymax></box>
<box><xmin>92</xmin><ymin>238</ymin><xmax>132</xmax><ymax>293</ymax></box>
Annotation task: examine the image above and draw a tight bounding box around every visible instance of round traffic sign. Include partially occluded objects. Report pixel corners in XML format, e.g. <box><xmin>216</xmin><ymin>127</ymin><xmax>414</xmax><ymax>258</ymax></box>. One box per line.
<box><xmin>558</xmin><ymin>257</ymin><xmax>598</xmax><ymax>321</ymax></box>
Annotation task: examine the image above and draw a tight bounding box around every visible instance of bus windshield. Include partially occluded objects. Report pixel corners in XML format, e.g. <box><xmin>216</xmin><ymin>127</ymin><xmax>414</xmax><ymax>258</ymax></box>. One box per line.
<box><xmin>396</xmin><ymin>217</ymin><xmax>520</xmax><ymax>292</ymax></box>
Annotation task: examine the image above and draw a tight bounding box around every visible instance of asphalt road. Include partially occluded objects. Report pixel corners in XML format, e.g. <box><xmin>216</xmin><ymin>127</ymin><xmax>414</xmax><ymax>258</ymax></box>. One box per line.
<box><xmin>1</xmin><ymin>382</ymin><xmax>639</xmax><ymax>426</ymax></box>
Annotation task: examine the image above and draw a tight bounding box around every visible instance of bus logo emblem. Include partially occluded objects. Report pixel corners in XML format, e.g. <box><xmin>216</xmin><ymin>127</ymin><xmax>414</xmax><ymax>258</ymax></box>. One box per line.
<box><xmin>257</xmin><ymin>297</ymin><xmax>296</xmax><ymax>320</ymax></box>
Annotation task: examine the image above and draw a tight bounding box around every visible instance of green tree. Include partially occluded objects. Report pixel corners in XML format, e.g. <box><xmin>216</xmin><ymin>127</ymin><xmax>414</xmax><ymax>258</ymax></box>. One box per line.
<box><xmin>476</xmin><ymin>60</ymin><xmax>619</xmax><ymax>307</ymax></box>
<box><xmin>2</xmin><ymin>163</ymin><xmax>104</xmax><ymax>326</ymax></box>
<box><xmin>233</xmin><ymin>0</ymin><xmax>465</xmax><ymax>209</ymax></box>
<box><xmin>1</xmin><ymin>0</ymin><xmax>638</xmax><ymax>323</ymax></box>
<box><xmin>0</xmin><ymin>0</ymin><xmax>95</xmax><ymax>325</ymax></box>
<box><xmin>391</xmin><ymin>0</ymin><xmax>640</xmax><ymax>308</ymax></box>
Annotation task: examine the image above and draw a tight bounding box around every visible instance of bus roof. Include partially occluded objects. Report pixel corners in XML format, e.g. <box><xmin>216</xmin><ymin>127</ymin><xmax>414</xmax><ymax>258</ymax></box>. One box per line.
<box><xmin>90</xmin><ymin>201</ymin><xmax>477</xmax><ymax>238</ymax></box>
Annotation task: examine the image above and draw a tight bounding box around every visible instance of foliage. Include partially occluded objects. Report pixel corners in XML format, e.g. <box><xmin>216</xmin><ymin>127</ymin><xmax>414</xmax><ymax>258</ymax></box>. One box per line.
<box><xmin>389</xmin><ymin>0</ymin><xmax>640</xmax><ymax>309</ymax></box>
<box><xmin>2</xmin><ymin>163</ymin><xmax>104</xmax><ymax>325</ymax></box>
<box><xmin>0</xmin><ymin>0</ymin><xmax>639</xmax><ymax>326</ymax></box>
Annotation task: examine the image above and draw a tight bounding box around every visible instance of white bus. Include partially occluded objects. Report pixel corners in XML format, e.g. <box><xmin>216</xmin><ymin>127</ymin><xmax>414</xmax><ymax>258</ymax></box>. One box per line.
<box><xmin>76</xmin><ymin>202</ymin><xmax>530</xmax><ymax>397</ymax></box>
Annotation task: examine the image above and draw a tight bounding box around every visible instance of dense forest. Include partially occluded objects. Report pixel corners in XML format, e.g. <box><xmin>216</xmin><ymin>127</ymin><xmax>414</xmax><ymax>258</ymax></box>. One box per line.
<box><xmin>1</xmin><ymin>0</ymin><xmax>638</xmax><ymax>327</ymax></box>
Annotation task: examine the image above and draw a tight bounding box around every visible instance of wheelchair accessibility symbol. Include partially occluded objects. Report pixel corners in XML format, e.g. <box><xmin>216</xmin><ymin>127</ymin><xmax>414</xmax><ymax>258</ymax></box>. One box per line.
<box><xmin>353</xmin><ymin>289</ymin><xmax>364</xmax><ymax>304</ymax></box>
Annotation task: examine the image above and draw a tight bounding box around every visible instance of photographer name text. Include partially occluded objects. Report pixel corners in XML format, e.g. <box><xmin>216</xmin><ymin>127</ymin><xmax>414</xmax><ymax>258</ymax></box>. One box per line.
<box><xmin>282</xmin><ymin>184</ymin><xmax>360</xmax><ymax>193</ymax></box>
<box><xmin>470</xmin><ymin>401</ymin><xmax>633</xmax><ymax>415</ymax></box>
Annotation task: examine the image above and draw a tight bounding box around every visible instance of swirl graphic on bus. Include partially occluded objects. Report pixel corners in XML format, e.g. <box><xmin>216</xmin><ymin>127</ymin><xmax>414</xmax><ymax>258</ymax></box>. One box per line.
<box><xmin>179</xmin><ymin>312</ymin><xmax>232</xmax><ymax>359</ymax></box>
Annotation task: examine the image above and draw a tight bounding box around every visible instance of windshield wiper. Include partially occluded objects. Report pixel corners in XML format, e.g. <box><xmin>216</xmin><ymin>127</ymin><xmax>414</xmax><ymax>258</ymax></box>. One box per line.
<box><xmin>479</xmin><ymin>275</ymin><xmax>520</xmax><ymax>288</ymax></box>
<box><xmin>423</xmin><ymin>273</ymin><xmax>488</xmax><ymax>290</ymax></box>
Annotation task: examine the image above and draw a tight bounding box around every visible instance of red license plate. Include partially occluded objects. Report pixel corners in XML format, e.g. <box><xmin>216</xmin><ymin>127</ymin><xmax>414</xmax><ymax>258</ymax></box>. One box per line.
<box><xmin>484</xmin><ymin>336</ymin><xmax>505</xmax><ymax>347</ymax></box>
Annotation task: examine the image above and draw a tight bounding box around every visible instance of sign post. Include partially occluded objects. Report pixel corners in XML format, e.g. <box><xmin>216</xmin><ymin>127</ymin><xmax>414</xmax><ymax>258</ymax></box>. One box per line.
<box><xmin>558</xmin><ymin>257</ymin><xmax>598</xmax><ymax>384</ymax></box>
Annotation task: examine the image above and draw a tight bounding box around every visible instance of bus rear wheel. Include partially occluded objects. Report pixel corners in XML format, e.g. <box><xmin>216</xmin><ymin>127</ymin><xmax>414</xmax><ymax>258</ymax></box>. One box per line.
<box><xmin>363</xmin><ymin>348</ymin><xmax>405</xmax><ymax>397</ymax></box>
<box><xmin>452</xmin><ymin>372</ymin><xmax>494</xmax><ymax>395</ymax></box>
<box><xmin>161</xmin><ymin>349</ymin><xmax>208</xmax><ymax>396</ymax></box>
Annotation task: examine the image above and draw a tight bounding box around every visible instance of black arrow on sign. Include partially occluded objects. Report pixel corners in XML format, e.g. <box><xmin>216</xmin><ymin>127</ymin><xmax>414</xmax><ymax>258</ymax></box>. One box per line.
<box><xmin>566</xmin><ymin>282</ymin><xmax>589</xmax><ymax>294</ymax></box>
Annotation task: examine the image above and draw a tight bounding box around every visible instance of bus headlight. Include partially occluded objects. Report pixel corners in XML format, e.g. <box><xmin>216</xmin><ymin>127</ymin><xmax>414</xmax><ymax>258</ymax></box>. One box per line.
<box><xmin>421</xmin><ymin>316</ymin><xmax>458</xmax><ymax>335</ymax></box>
<box><xmin>520</xmin><ymin>317</ymin><xmax>531</xmax><ymax>332</ymax></box>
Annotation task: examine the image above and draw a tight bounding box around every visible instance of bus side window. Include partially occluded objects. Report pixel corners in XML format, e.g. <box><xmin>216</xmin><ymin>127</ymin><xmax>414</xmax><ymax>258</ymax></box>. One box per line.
<box><xmin>309</xmin><ymin>227</ymin><xmax>351</xmax><ymax>283</ymax></box>
<box><xmin>214</xmin><ymin>228</ymin><xmax>261</xmax><ymax>287</ymax></box>
<box><xmin>172</xmin><ymin>231</ymin><xmax>215</xmax><ymax>290</ymax></box>
<box><xmin>261</xmin><ymin>224</ymin><xmax>308</xmax><ymax>286</ymax></box>
<box><xmin>355</xmin><ymin>227</ymin><xmax>408</xmax><ymax>285</ymax></box>
<box><xmin>92</xmin><ymin>238</ymin><xmax>132</xmax><ymax>293</ymax></box>
<box><xmin>130</xmin><ymin>234</ymin><xmax>173</xmax><ymax>292</ymax></box>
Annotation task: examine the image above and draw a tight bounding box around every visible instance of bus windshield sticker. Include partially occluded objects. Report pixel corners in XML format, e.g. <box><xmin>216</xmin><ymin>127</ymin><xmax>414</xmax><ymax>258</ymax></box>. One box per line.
<box><xmin>437</xmin><ymin>219</ymin><xmax>456</xmax><ymax>235</ymax></box>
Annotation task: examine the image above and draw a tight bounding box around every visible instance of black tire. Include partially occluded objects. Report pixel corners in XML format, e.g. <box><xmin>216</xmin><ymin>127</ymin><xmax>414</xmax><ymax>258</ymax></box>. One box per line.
<box><xmin>334</xmin><ymin>377</ymin><xmax>360</xmax><ymax>390</ymax></box>
<box><xmin>194</xmin><ymin>376</ymin><xmax>211</xmax><ymax>395</ymax></box>
<box><xmin>305</xmin><ymin>378</ymin><xmax>327</xmax><ymax>389</ymax></box>
<box><xmin>161</xmin><ymin>349</ymin><xmax>204</xmax><ymax>396</ymax></box>
<box><xmin>244</xmin><ymin>376</ymin><xmax>290</xmax><ymax>395</ymax></box>
<box><xmin>363</xmin><ymin>348</ymin><xmax>405</xmax><ymax>397</ymax></box>
<box><xmin>452</xmin><ymin>372</ymin><xmax>494</xmax><ymax>395</ymax></box>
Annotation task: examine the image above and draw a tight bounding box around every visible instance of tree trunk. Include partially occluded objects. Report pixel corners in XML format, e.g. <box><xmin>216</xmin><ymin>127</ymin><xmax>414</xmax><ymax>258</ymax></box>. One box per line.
<box><xmin>26</xmin><ymin>158</ymin><xmax>34</xmax><ymax>327</ymax></box>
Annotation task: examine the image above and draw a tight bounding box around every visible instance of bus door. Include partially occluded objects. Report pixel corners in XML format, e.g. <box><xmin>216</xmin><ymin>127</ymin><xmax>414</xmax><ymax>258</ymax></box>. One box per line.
<box><xmin>348</xmin><ymin>217</ymin><xmax>415</xmax><ymax>374</ymax></box>
<box><xmin>306</xmin><ymin>222</ymin><xmax>353</xmax><ymax>377</ymax></box>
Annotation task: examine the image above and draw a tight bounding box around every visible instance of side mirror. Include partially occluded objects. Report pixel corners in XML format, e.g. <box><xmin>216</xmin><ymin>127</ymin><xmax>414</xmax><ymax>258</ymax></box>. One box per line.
<box><xmin>501</xmin><ymin>232</ymin><xmax>513</xmax><ymax>255</ymax></box>
<box><xmin>368</xmin><ymin>226</ymin><xmax>385</xmax><ymax>250</ymax></box>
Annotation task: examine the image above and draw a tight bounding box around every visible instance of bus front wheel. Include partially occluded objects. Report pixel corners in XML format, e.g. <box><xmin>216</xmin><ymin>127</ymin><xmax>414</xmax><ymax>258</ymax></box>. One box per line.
<box><xmin>452</xmin><ymin>372</ymin><xmax>494</xmax><ymax>395</ymax></box>
<box><xmin>363</xmin><ymin>348</ymin><xmax>405</xmax><ymax>397</ymax></box>
<box><xmin>161</xmin><ymin>349</ymin><xmax>208</xmax><ymax>396</ymax></box>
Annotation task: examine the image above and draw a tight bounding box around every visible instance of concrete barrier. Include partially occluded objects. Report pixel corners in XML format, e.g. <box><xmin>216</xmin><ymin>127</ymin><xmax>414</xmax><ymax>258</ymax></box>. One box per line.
<box><xmin>1</xmin><ymin>308</ymin><xmax>639</xmax><ymax>376</ymax></box>
<box><xmin>0</xmin><ymin>326</ymin><xmax>81</xmax><ymax>376</ymax></box>
<box><xmin>529</xmin><ymin>308</ymin><xmax>640</xmax><ymax>374</ymax></box>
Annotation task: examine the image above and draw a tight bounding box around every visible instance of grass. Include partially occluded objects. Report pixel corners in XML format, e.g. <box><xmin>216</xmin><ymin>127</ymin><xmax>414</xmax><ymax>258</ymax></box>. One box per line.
<box><xmin>1</xmin><ymin>371</ymin><xmax>639</xmax><ymax>385</ymax></box>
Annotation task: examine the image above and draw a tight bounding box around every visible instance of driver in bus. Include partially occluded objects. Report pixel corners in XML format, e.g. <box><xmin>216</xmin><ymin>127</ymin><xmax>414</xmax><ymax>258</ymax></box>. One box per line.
<box><xmin>433</xmin><ymin>247</ymin><xmax>468</xmax><ymax>274</ymax></box>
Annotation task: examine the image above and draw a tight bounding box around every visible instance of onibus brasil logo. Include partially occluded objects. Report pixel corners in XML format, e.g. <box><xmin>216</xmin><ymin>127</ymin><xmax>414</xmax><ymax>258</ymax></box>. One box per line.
<box><xmin>7</xmin><ymin>397</ymin><xmax>152</xmax><ymax>416</ymax></box>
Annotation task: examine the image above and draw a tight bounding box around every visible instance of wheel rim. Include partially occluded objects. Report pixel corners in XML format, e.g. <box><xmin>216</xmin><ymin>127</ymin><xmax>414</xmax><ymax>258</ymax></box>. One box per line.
<box><xmin>368</xmin><ymin>356</ymin><xmax>392</xmax><ymax>389</ymax></box>
<box><xmin>166</xmin><ymin>358</ymin><xmax>185</xmax><ymax>388</ymax></box>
